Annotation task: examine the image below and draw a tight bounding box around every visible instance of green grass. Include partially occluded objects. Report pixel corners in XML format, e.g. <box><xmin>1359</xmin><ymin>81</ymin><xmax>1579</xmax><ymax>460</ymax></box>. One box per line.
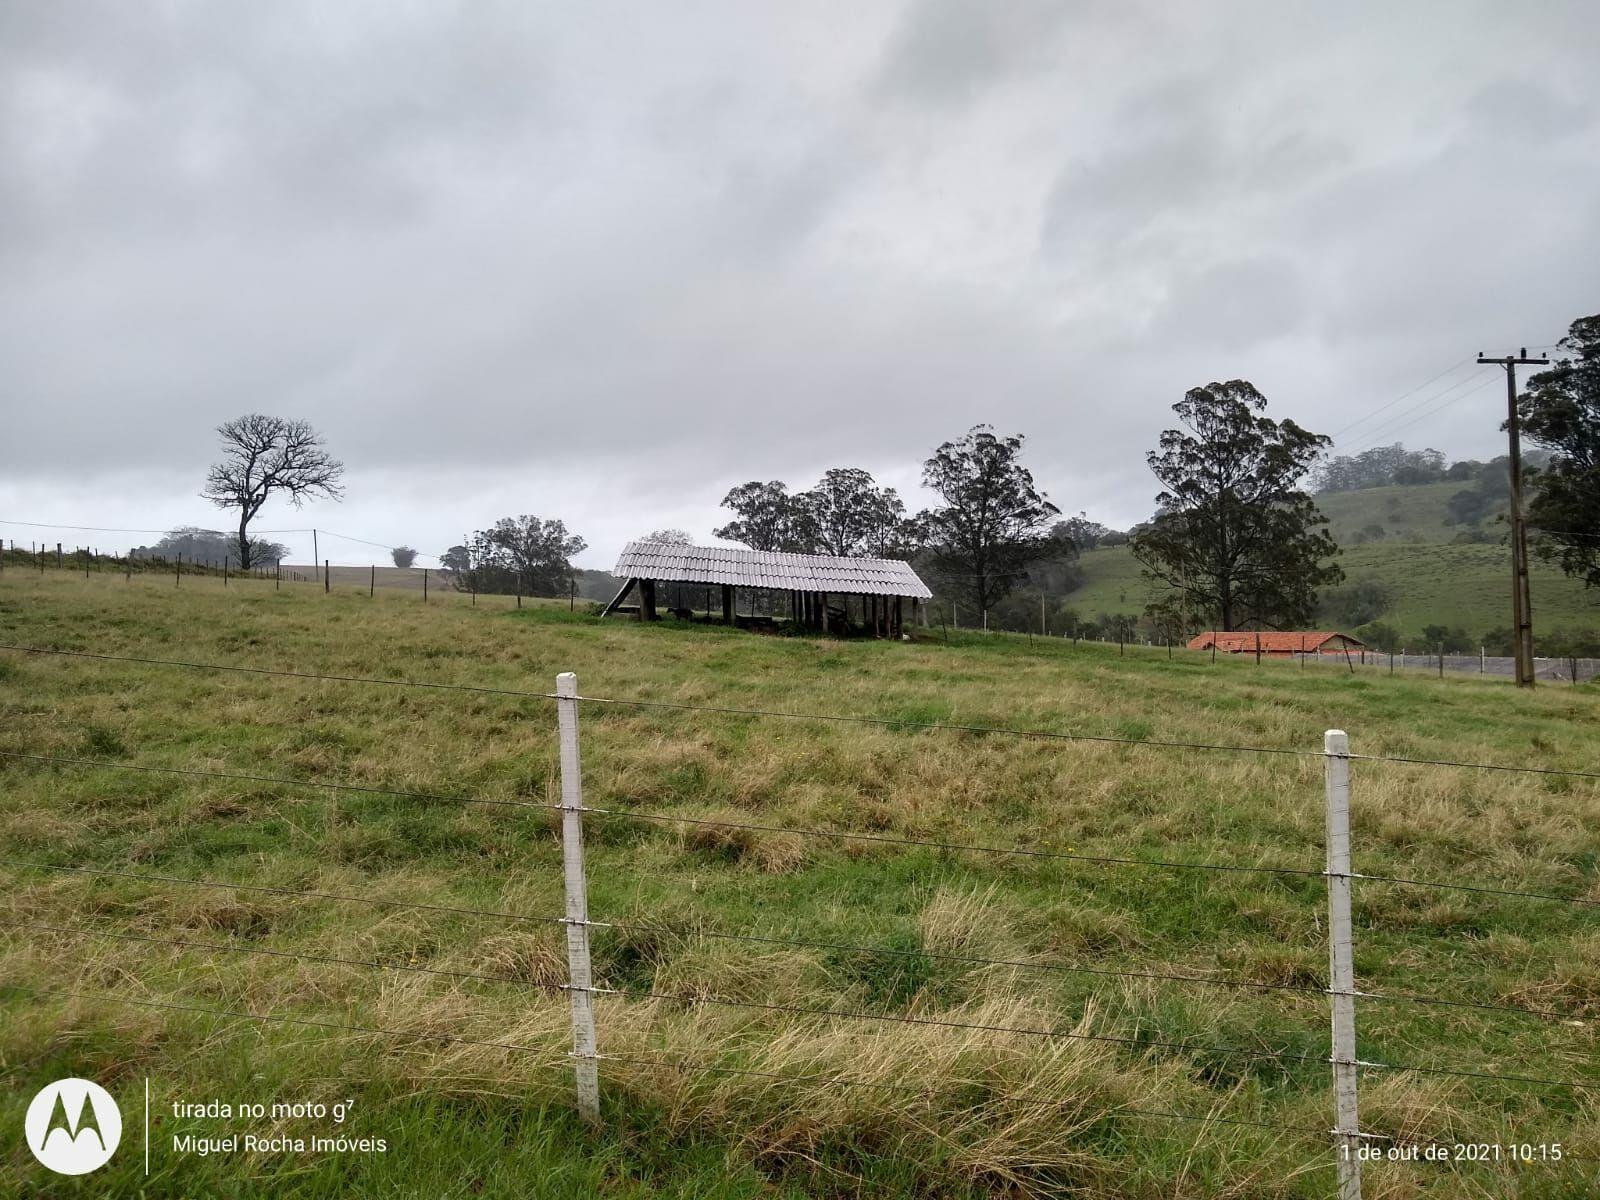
<box><xmin>3</xmin><ymin>572</ymin><xmax>1599</xmax><ymax>1197</ymax></box>
<box><xmin>1313</xmin><ymin>481</ymin><xmax>1472</xmax><ymax>547</ymax></box>
<box><xmin>1067</xmin><ymin>538</ymin><xmax>1599</xmax><ymax>639</ymax></box>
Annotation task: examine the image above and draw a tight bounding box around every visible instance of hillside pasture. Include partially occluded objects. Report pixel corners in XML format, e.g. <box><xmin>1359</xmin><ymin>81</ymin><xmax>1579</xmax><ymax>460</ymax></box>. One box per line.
<box><xmin>2</xmin><ymin>571</ymin><xmax>1598</xmax><ymax>1197</ymax></box>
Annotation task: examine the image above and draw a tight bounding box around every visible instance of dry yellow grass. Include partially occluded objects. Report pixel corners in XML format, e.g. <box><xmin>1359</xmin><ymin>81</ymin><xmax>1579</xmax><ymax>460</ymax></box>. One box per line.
<box><xmin>2</xmin><ymin>570</ymin><xmax>1598</xmax><ymax>1196</ymax></box>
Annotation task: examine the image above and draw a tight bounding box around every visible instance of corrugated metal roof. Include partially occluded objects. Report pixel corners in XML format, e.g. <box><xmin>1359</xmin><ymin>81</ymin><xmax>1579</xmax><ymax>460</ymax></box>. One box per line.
<box><xmin>614</xmin><ymin>541</ymin><xmax>932</xmax><ymax>599</ymax></box>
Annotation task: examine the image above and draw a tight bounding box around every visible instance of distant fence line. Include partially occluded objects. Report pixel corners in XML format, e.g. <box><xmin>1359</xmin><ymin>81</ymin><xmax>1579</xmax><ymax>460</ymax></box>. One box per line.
<box><xmin>4</xmin><ymin>543</ymin><xmax>1594</xmax><ymax>681</ymax></box>
<box><xmin>0</xmin><ymin>541</ymin><xmax>595</xmax><ymax>607</ymax></box>
<box><xmin>2</xmin><ymin>648</ymin><xmax>1598</xmax><ymax>1195</ymax></box>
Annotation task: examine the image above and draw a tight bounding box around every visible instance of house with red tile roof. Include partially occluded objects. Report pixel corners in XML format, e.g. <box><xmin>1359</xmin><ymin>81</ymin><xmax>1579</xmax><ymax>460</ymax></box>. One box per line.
<box><xmin>1187</xmin><ymin>630</ymin><xmax>1367</xmax><ymax>657</ymax></box>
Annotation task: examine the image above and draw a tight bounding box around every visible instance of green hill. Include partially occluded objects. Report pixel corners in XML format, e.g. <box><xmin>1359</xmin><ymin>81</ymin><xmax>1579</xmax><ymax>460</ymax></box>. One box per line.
<box><xmin>1312</xmin><ymin>480</ymin><xmax>1485</xmax><ymax>546</ymax></box>
<box><xmin>1065</xmin><ymin>483</ymin><xmax>1598</xmax><ymax>643</ymax></box>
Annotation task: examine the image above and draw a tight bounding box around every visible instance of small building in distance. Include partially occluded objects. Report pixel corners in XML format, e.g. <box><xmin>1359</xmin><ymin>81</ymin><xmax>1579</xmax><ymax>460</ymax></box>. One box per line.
<box><xmin>1188</xmin><ymin>630</ymin><xmax>1369</xmax><ymax>657</ymax></box>
<box><xmin>604</xmin><ymin>540</ymin><xmax>932</xmax><ymax>637</ymax></box>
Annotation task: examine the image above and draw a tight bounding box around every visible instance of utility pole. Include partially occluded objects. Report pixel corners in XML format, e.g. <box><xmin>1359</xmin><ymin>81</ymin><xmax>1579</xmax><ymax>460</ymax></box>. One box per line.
<box><xmin>1477</xmin><ymin>347</ymin><xmax>1549</xmax><ymax>688</ymax></box>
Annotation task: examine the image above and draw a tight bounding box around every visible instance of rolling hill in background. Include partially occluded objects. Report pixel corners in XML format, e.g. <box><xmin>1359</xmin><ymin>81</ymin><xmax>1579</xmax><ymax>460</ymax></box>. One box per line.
<box><xmin>1065</xmin><ymin>482</ymin><xmax>1598</xmax><ymax>643</ymax></box>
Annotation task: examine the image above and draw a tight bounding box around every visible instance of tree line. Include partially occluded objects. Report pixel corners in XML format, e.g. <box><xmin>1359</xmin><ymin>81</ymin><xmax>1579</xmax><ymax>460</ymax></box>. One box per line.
<box><xmin>188</xmin><ymin>312</ymin><xmax>1596</xmax><ymax>634</ymax></box>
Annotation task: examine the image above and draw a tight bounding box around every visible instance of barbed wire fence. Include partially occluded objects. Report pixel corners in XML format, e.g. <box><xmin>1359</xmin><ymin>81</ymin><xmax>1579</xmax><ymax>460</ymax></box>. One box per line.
<box><xmin>5</xmin><ymin>517</ymin><xmax>1596</xmax><ymax>681</ymax></box>
<box><xmin>2</xmin><ymin>644</ymin><xmax>1599</xmax><ymax>1195</ymax></box>
<box><xmin>0</xmin><ymin>522</ymin><xmax>599</xmax><ymax>608</ymax></box>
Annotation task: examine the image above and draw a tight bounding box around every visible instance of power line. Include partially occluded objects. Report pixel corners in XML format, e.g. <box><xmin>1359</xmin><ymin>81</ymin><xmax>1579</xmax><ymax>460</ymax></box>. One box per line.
<box><xmin>1528</xmin><ymin>526</ymin><xmax>1600</xmax><ymax>545</ymax></box>
<box><xmin>1337</xmin><ymin>374</ymin><xmax>1498</xmax><ymax>459</ymax></box>
<box><xmin>0</xmin><ymin>518</ymin><xmax>444</xmax><ymax>562</ymax></box>
<box><xmin>314</xmin><ymin>528</ymin><xmax>443</xmax><ymax>561</ymax></box>
<box><xmin>1354</xmin><ymin>375</ymin><xmax>1500</xmax><ymax>453</ymax></box>
<box><xmin>1328</xmin><ymin>357</ymin><xmax>1476</xmax><ymax>441</ymax></box>
<box><xmin>0</xmin><ymin>519</ymin><xmax>236</xmax><ymax>536</ymax></box>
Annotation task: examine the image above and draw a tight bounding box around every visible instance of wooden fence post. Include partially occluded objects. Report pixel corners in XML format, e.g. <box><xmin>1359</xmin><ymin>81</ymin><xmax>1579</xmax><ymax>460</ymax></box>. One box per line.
<box><xmin>324</xmin><ymin>561</ymin><xmax>330</xmax><ymax>594</ymax></box>
<box><xmin>556</xmin><ymin>672</ymin><xmax>601</xmax><ymax>1124</ymax></box>
<box><xmin>370</xmin><ymin>564</ymin><xmax>375</xmax><ymax>597</ymax></box>
<box><xmin>1324</xmin><ymin>729</ymin><xmax>1362</xmax><ymax>1200</ymax></box>
<box><xmin>176</xmin><ymin>553</ymin><xmax>181</xmax><ymax>587</ymax></box>
<box><xmin>423</xmin><ymin>568</ymin><xmax>428</xmax><ymax>602</ymax></box>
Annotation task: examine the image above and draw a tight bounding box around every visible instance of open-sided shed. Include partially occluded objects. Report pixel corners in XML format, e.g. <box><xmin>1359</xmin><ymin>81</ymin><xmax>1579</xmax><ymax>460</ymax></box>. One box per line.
<box><xmin>604</xmin><ymin>541</ymin><xmax>932</xmax><ymax>636</ymax></box>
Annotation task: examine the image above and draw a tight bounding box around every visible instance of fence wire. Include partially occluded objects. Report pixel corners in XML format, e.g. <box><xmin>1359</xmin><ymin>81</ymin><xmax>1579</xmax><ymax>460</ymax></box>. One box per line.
<box><xmin>0</xmin><ymin>856</ymin><xmax>1581</xmax><ymax>1023</ymax></box>
<box><xmin>3</xmin><ymin>642</ymin><xmax>1597</xmax><ymax>779</ymax></box>
<box><xmin>4</xmin><ymin>638</ymin><xmax>1599</xmax><ymax>1180</ymax></box>
<box><xmin>7</xmin><ymin>748</ymin><xmax>1599</xmax><ymax>911</ymax></box>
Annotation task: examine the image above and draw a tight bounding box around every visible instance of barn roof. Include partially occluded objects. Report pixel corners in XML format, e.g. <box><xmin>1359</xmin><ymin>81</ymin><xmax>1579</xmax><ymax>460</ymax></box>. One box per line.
<box><xmin>1187</xmin><ymin>630</ymin><xmax>1366</xmax><ymax>652</ymax></box>
<box><xmin>614</xmin><ymin>541</ymin><xmax>932</xmax><ymax>599</ymax></box>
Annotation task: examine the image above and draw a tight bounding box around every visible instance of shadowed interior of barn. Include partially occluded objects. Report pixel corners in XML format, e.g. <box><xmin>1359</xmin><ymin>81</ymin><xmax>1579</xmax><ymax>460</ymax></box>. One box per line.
<box><xmin>603</xmin><ymin>541</ymin><xmax>932</xmax><ymax>637</ymax></box>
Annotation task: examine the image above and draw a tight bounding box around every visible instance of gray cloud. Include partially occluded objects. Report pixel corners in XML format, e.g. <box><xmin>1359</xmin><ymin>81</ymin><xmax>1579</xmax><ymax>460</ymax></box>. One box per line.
<box><xmin>3</xmin><ymin>1</ymin><xmax>1598</xmax><ymax>567</ymax></box>
<box><xmin>872</xmin><ymin>0</ymin><xmax>1074</xmax><ymax>105</ymax></box>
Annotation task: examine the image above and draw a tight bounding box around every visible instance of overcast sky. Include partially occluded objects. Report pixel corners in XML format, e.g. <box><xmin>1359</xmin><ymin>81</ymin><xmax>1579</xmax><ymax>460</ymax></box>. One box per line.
<box><xmin>3</xmin><ymin>1</ymin><xmax>1596</xmax><ymax>568</ymax></box>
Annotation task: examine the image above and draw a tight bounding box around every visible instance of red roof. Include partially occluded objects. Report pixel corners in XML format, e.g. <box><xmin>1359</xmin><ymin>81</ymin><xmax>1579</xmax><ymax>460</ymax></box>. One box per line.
<box><xmin>1187</xmin><ymin>631</ymin><xmax>1365</xmax><ymax>652</ymax></box>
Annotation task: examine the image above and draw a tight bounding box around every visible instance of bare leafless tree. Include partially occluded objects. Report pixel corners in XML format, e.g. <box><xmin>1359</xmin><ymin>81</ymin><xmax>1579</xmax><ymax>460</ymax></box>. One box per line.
<box><xmin>202</xmin><ymin>415</ymin><xmax>345</xmax><ymax>569</ymax></box>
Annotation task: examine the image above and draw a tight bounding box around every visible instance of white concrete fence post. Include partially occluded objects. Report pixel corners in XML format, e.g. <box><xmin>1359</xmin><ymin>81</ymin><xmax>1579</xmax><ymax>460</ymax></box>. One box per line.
<box><xmin>1324</xmin><ymin>729</ymin><xmax>1361</xmax><ymax>1199</ymax></box>
<box><xmin>557</xmin><ymin>672</ymin><xmax>601</xmax><ymax>1124</ymax></box>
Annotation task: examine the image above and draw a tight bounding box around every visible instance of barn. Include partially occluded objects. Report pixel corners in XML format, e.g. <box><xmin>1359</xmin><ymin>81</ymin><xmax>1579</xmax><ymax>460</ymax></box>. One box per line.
<box><xmin>1187</xmin><ymin>631</ymin><xmax>1369</xmax><ymax>657</ymax></box>
<box><xmin>603</xmin><ymin>540</ymin><xmax>932</xmax><ymax>637</ymax></box>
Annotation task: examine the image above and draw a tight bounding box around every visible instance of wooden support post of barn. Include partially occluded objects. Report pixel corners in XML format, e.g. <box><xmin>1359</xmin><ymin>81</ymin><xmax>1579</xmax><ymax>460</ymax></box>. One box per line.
<box><xmin>602</xmin><ymin>541</ymin><xmax>931</xmax><ymax>640</ymax></box>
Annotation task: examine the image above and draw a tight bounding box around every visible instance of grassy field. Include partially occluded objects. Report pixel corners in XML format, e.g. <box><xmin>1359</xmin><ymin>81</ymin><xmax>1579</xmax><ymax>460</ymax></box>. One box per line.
<box><xmin>1312</xmin><ymin>482</ymin><xmax>1477</xmax><ymax>548</ymax></box>
<box><xmin>2</xmin><ymin>572</ymin><xmax>1599</xmax><ymax>1197</ymax></box>
<box><xmin>1062</xmin><ymin>482</ymin><xmax>1599</xmax><ymax>638</ymax></box>
<box><xmin>1066</xmin><ymin>542</ymin><xmax>1599</xmax><ymax>639</ymax></box>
